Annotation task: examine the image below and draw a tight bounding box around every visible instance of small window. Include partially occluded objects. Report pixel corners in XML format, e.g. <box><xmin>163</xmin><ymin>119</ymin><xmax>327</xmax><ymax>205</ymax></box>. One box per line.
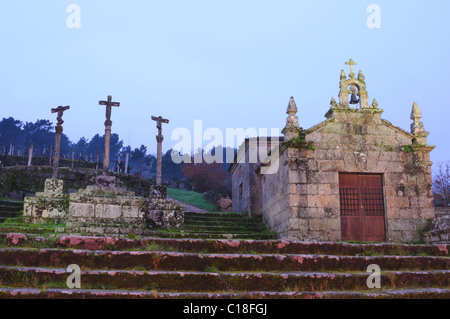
<box><xmin>355</xmin><ymin>125</ymin><xmax>364</xmax><ymax>135</ymax></box>
<box><xmin>239</xmin><ymin>183</ymin><xmax>243</xmax><ymax>200</ymax></box>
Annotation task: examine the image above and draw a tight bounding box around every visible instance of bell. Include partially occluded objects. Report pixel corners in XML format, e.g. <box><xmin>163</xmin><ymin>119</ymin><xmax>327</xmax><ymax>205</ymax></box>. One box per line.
<box><xmin>350</xmin><ymin>93</ymin><xmax>359</xmax><ymax>105</ymax></box>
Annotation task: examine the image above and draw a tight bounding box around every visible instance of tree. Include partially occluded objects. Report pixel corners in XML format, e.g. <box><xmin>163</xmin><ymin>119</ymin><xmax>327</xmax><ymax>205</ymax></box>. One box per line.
<box><xmin>59</xmin><ymin>133</ymin><xmax>72</xmax><ymax>158</ymax></box>
<box><xmin>109</xmin><ymin>133</ymin><xmax>124</xmax><ymax>164</ymax></box>
<box><xmin>22</xmin><ymin>119</ymin><xmax>55</xmax><ymax>155</ymax></box>
<box><xmin>181</xmin><ymin>150</ymin><xmax>229</xmax><ymax>193</ymax></box>
<box><xmin>0</xmin><ymin>117</ymin><xmax>23</xmax><ymax>151</ymax></box>
<box><xmin>162</xmin><ymin>149</ymin><xmax>184</xmax><ymax>180</ymax></box>
<box><xmin>130</xmin><ymin>145</ymin><xmax>147</xmax><ymax>177</ymax></box>
<box><xmin>86</xmin><ymin>134</ymin><xmax>104</xmax><ymax>161</ymax></box>
<box><xmin>74</xmin><ymin>137</ymin><xmax>89</xmax><ymax>160</ymax></box>
<box><xmin>433</xmin><ymin>161</ymin><xmax>450</xmax><ymax>207</ymax></box>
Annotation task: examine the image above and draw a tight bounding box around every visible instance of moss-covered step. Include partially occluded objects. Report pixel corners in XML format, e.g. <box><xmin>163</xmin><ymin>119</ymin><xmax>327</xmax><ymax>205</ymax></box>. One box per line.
<box><xmin>144</xmin><ymin>230</ymin><xmax>278</xmax><ymax>240</ymax></box>
<box><xmin>1</xmin><ymin>248</ymin><xmax>448</xmax><ymax>272</ymax></box>
<box><xmin>0</xmin><ymin>266</ymin><xmax>448</xmax><ymax>292</ymax></box>
<box><xmin>0</xmin><ymin>287</ymin><xmax>448</xmax><ymax>299</ymax></box>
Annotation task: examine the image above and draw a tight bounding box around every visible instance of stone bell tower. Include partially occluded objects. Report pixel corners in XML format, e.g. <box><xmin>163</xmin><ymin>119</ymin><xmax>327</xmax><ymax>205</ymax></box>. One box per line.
<box><xmin>336</xmin><ymin>59</ymin><xmax>377</xmax><ymax>109</ymax></box>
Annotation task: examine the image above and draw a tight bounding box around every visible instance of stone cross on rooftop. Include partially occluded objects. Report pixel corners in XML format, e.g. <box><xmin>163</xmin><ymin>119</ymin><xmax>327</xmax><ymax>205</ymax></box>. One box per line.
<box><xmin>152</xmin><ymin>116</ymin><xmax>169</xmax><ymax>186</ymax></box>
<box><xmin>99</xmin><ymin>95</ymin><xmax>120</xmax><ymax>174</ymax></box>
<box><xmin>51</xmin><ymin>105</ymin><xmax>70</xmax><ymax>180</ymax></box>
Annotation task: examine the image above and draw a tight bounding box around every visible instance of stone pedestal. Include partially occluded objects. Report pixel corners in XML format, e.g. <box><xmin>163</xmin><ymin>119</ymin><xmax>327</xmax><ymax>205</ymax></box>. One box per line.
<box><xmin>95</xmin><ymin>175</ymin><xmax>117</xmax><ymax>188</ymax></box>
<box><xmin>24</xmin><ymin>179</ymin><xmax>69</xmax><ymax>224</ymax></box>
<box><xmin>146</xmin><ymin>185</ymin><xmax>184</xmax><ymax>229</ymax></box>
<box><xmin>150</xmin><ymin>185</ymin><xmax>167</xmax><ymax>200</ymax></box>
<box><xmin>66</xmin><ymin>185</ymin><xmax>147</xmax><ymax>236</ymax></box>
<box><xmin>146</xmin><ymin>198</ymin><xmax>184</xmax><ymax>229</ymax></box>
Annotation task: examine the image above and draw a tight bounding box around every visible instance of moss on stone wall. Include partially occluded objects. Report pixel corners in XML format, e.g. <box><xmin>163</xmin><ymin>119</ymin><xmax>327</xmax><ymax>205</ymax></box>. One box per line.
<box><xmin>0</xmin><ymin>166</ymin><xmax>155</xmax><ymax>199</ymax></box>
<box><xmin>283</xmin><ymin>128</ymin><xmax>315</xmax><ymax>151</ymax></box>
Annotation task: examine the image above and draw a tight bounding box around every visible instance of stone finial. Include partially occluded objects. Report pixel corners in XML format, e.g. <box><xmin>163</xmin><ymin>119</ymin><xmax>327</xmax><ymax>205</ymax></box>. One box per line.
<box><xmin>410</xmin><ymin>102</ymin><xmax>423</xmax><ymax>121</ymax></box>
<box><xmin>340</xmin><ymin>70</ymin><xmax>346</xmax><ymax>80</ymax></box>
<box><xmin>358</xmin><ymin>70</ymin><xmax>365</xmax><ymax>83</ymax></box>
<box><xmin>286</xmin><ymin>96</ymin><xmax>298</xmax><ymax>116</ymax></box>
<box><xmin>282</xmin><ymin>96</ymin><xmax>300</xmax><ymax>140</ymax></box>
<box><xmin>330</xmin><ymin>97</ymin><xmax>337</xmax><ymax>107</ymax></box>
<box><xmin>372</xmin><ymin>98</ymin><xmax>378</xmax><ymax>108</ymax></box>
<box><xmin>410</xmin><ymin>102</ymin><xmax>428</xmax><ymax>145</ymax></box>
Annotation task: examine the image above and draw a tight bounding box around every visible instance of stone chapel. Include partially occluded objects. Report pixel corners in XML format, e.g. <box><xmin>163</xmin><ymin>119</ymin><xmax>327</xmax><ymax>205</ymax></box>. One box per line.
<box><xmin>229</xmin><ymin>60</ymin><xmax>436</xmax><ymax>243</ymax></box>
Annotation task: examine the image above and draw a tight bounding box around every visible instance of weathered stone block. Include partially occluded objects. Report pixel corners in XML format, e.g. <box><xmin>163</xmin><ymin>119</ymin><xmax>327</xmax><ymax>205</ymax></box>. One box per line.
<box><xmin>146</xmin><ymin>199</ymin><xmax>184</xmax><ymax>229</ymax></box>
<box><xmin>24</xmin><ymin>194</ymin><xmax>69</xmax><ymax>224</ymax></box>
<box><xmin>100</xmin><ymin>205</ymin><xmax>122</xmax><ymax>219</ymax></box>
<box><xmin>122</xmin><ymin>206</ymin><xmax>140</xmax><ymax>218</ymax></box>
<box><xmin>288</xmin><ymin>171</ymin><xmax>307</xmax><ymax>184</ymax></box>
<box><xmin>44</xmin><ymin>179</ymin><xmax>64</xmax><ymax>194</ymax></box>
<box><xmin>70</xmin><ymin>203</ymin><xmax>95</xmax><ymax>218</ymax></box>
<box><xmin>150</xmin><ymin>185</ymin><xmax>167</xmax><ymax>200</ymax></box>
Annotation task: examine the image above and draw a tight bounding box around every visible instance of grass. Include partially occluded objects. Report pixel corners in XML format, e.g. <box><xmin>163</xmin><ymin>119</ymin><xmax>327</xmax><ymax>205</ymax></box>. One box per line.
<box><xmin>167</xmin><ymin>188</ymin><xmax>218</xmax><ymax>212</ymax></box>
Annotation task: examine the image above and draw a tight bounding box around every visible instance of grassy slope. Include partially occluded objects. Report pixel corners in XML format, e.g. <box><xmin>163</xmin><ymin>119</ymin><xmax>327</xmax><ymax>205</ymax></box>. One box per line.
<box><xmin>167</xmin><ymin>188</ymin><xmax>218</xmax><ymax>212</ymax></box>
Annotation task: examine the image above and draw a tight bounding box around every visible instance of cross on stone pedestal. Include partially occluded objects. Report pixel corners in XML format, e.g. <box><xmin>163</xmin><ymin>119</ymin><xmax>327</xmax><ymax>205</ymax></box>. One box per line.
<box><xmin>51</xmin><ymin>106</ymin><xmax>70</xmax><ymax>180</ymax></box>
<box><xmin>151</xmin><ymin>116</ymin><xmax>169</xmax><ymax>186</ymax></box>
<box><xmin>99</xmin><ymin>95</ymin><xmax>120</xmax><ymax>174</ymax></box>
<box><xmin>345</xmin><ymin>59</ymin><xmax>357</xmax><ymax>78</ymax></box>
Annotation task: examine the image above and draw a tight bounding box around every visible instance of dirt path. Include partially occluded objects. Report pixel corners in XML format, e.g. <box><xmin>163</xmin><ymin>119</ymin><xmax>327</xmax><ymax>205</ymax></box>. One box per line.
<box><xmin>167</xmin><ymin>197</ymin><xmax>211</xmax><ymax>214</ymax></box>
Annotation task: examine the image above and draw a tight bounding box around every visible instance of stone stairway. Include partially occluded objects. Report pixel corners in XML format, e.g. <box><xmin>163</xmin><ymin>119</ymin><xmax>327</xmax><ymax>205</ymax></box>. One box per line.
<box><xmin>0</xmin><ymin>232</ymin><xmax>448</xmax><ymax>299</ymax></box>
<box><xmin>0</xmin><ymin>200</ymin><xmax>23</xmax><ymax>224</ymax></box>
<box><xmin>147</xmin><ymin>212</ymin><xmax>279</xmax><ymax>240</ymax></box>
<box><xmin>0</xmin><ymin>210</ymin><xmax>277</xmax><ymax>240</ymax></box>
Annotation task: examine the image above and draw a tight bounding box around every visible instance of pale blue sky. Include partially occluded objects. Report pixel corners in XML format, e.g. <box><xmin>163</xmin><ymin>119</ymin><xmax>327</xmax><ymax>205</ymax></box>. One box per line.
<box><xmin>0</xmin><ymin>0</ymin><xmax>449</xmax><ymax>163</ymax></box>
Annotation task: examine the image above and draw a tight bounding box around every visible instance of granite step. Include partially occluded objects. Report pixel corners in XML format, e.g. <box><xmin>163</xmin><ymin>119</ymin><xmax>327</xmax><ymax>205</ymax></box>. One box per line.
<box><xmin>144</xmin><ymin>230</ymin><xmax>278</xmax><ymax>240</ymax></box>
<box><xmin>0</xmin><ymin>287</ymin><xmax>448</xmax><ymax>299</ymax></box>
<box><xmin>184</xmin><ymin>212</ymin><xmax>250</xmax><ymax>219</ymax></box>
<box><xmin>0</xmin><ymin>225</ymin><xmax>63</xmax><ymax>235</ymax></box>
<box><xmin>0</xmin><ymin>206</ymin><xmax>23</xmax><ymax>212</ymax></box>
<box><xmin>0</xmin><ymin>233</ymin><xmax>448</xmax><ymax>299</ymax></box>
<box><xmin>0</xmin><ymin>201</ymin><xmax>24</xmax><ymax>208</ymax></box>
<box><xmin>0</xmin><ymin>248</ymin><xmax>448</xmax><ymax>272</ymax></box>
<box><xmin>184</xmin><ymin>220</ymin><xmax>265</xmax><ymax>227</ymax></box>
<box><xmin>182</xmin><ymin>225</ymin><xmax>268</xmax><ymax>233</ymax></box>
<box><xmin>183</xmin><ymin>216</ymin><xmax>259</xmax><ymax>223</ymax></box>
<box><xmin>3</xmin><ymin>234</ymin><xmax>449</xmax><ymax>257</ymax></box>
<box><xmin>0</xmin><ymin>266</ymin><xmax>448</xmax><ymax>292</ymax></box>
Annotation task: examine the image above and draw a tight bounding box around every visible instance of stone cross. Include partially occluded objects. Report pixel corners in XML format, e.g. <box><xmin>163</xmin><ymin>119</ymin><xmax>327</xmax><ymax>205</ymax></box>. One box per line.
<box><xmin>99</xmin><ymin>95</ymin><xmax>120</xmax><ymax>174</ymax></box>
<box><xmin>345</xmin><ymin>59</ymin><xmax>357</xmax><ymax>78</ymax></box>
<box><xmin>51</xmin><ymin>106</ymin><xmax>70</xmax><ymax>180</ymax></box>
<box><xmin>151</xmin><ymin>116</ymin><xmax>169</xmax><ymax>186</ymax></box>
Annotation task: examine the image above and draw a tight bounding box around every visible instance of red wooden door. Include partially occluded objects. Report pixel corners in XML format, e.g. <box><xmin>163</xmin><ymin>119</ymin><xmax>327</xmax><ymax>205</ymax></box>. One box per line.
<box><xmin>339</xmin><ymin>174</ymin><xmax>386</xmax><ymax>242</ymax></box>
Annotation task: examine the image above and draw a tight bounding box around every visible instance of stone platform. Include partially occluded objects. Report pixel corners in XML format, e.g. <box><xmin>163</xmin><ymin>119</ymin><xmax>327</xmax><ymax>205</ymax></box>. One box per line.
<box><xmin>66</xmin><ymin>177</ymin><xmax>184</xmax><ymax>236</ymax></box>
<box><xmin>66</xmin><ymin>184</ymin><xmax>147</xmax><ymax>236</ymax></box>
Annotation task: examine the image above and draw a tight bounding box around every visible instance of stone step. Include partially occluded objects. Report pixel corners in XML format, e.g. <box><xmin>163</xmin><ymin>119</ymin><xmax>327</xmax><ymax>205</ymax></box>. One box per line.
<box><xmin>184</xmin><ymin>220</ymin><xmax>266</xmax><ymax>228</ymax></box>
<box><xmin>144</xmin><ymin>230</ymin><xmax>278</xmax><ymax>240</ymax></box>
<box><xmin>0</xmin><ymin>287</ymin><xmax>448</xmax><ymax>299</ymax></box>
<box><xmin>184</xmin><ymin>216</ymin><xmax>260</xmax><ymax>224</ymax></box>
<box><xmin>0</xmin><ymin>211</ymin><xmax>20</xmax><ymax>217</ymax></box>
<box><xmin>0</xmin><ymin>205</ymin><xmax>23</xmax><ymax>212</ymax></box>
<box><xmin>184</xmin><ymin>212</ymin><xmax>252</xmax><ymax>219</ymax></box>
<box><xmin>1</xmin><ymin>248</ymin><xmax>448</xmax><ymax>272</ymax></box>
<box><xmin>0</xmin><ymin>225</ymin><xmax>63</xmax><ymax>235</ymax></box>
<box><xmin>182</xmin><ymin>225</ymin><xmax>268</xmax><ymax>233</ymax></box>
<box><xmin>4</xmin><ymin>234</ymin><xmax>450</xmax><ymax>257</ymax></box>
<box><xmin>0</xmin><ymin>266</ymin><xmax>448</xmax><ymax>292</ymax></box>
<box><xmin>184</xmin><ymin>217</ymin><xmax>264</xmax><ymax>225</ymax></box>
<box><xmin>0</xmin><ymin>201</ymin><xmax>24</xmax><ymax>208</ymax></box>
